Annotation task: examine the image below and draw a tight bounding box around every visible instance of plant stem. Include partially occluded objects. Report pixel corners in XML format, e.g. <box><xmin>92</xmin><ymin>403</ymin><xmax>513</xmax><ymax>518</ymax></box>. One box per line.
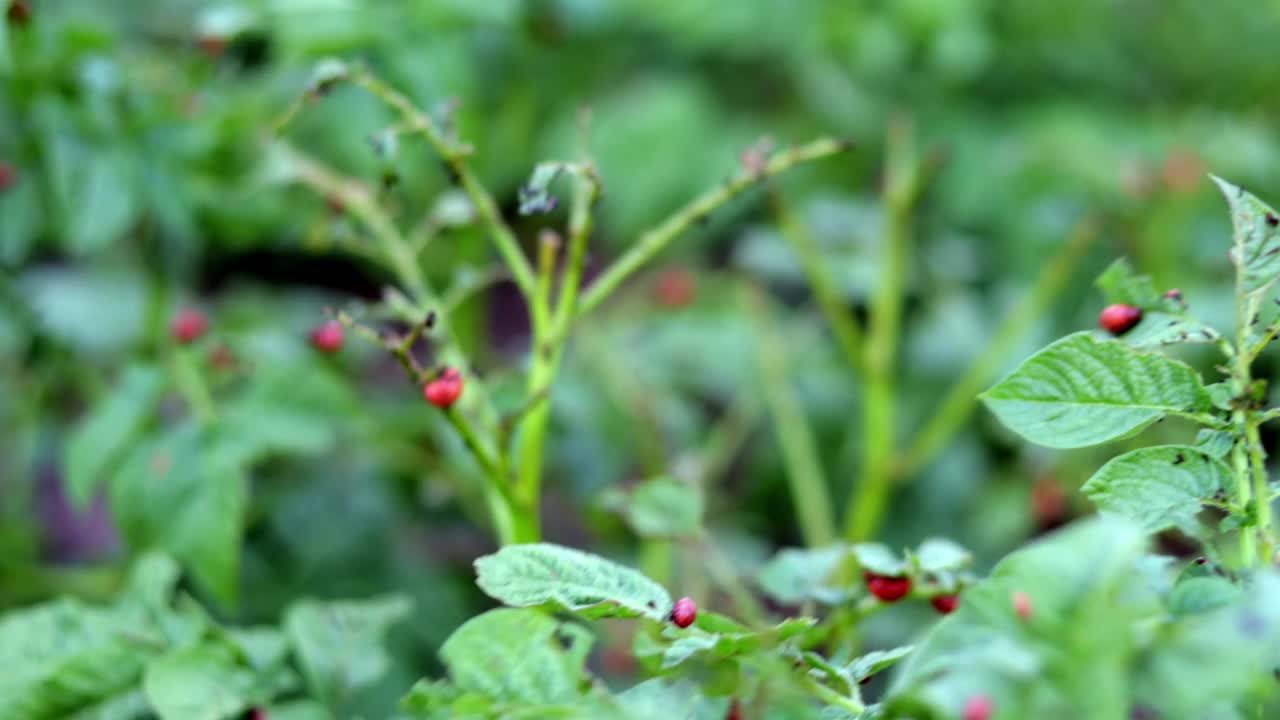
<box><xmin>511</xmin><ymin>166</ymin><xmax>601</xmax><ymax>542</ymax></box>
<box><xmin>348</xmin><ymin>68</ymin><xmax>538</xmax><ymax>301</ymax></box>
<box><xmin>771</xmin><ymin>189</ymin><xmax>865</xmax><ymax>377</ymax></box>
<box><xmin>896</xmin><ymin>216</ymin><xmax>1099</xmax><ymax>478</ymax></box>
<box><xmin>1245</xmin><ymin>417</ymin><xmax>1273</xmax><ymax>560</ymax></box>
<box><xmin>576</xmin><ymin>137</ymin><xmax>852</xmax><ymax>320</ymax></box>
<box><xmin>746</xmin><ymin>284</ymin><xmax>837</xmax><ymax>548</ymax></box>
<box><xmin>272</xmin><ymin>141</ymin><xmax>522</xmax><ymax>540</ymax></box>
<box><xmin>846</xmin><ymin>118</ymin><xmax>932</xmax><ymax>542</ymax></box>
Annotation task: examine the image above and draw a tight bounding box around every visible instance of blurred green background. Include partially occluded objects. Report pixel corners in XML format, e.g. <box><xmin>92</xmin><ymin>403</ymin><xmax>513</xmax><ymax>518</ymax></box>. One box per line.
<box><xmin>4</xmin><ymin>0</ymin><xmax>1280</xmax><ymax>714</ymax></box>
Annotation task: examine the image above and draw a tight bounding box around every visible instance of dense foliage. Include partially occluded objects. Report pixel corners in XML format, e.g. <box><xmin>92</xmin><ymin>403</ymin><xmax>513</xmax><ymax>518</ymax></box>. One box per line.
<box><xmin>6</xmin><ymin>1</ymin><xmax>1280</xmax><ymax>718</ymax></box>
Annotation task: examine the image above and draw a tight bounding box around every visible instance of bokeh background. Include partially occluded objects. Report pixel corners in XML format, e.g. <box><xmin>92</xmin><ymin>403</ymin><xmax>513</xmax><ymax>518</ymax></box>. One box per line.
<box><xmin>4</xmin><ymin>0</ymin><xmax>1280</xmax><ymax>714</ymax></box>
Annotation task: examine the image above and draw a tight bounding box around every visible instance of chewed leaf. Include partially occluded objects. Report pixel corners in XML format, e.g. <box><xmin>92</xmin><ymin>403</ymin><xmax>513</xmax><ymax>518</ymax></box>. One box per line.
<box><xmin>981</xmin><ymin>332</ymin><xmax>1208</xmax><ymax>449</ymax></box>
<box><xmin>1096</xmin><ymin>258</ymin><xmax>1161</xmax><ymax>308</ymax></box>
<box><xmin>1107</xmin><ymin>312</ymin><xmax>1221</xmax><ymax>349</ymax></box>
<box><xmin>518</xmin><ymin>163</ymin><xmax>563</xmax><ymax>215</ymax></box>
<box><xmin>1212</xmin><ymin>175</ymin><xmax>1280</xmax><ymax>296</ymax></box>
<box><xmin>439</xmin><ymin>609</ymin><xmax>591</xmax><ymax>705</ymax></box>
<box><xmin>1081</xmin><ymin>446</ymin><xmax>1230</xmax><ymax>535</ymax></box>
<box><xmin>475</xmin><ymin>543</ymin><xmax>672</xmax><ymax>621</ymax></box>
<box><xmin>852</xmin><ymin>543</ymin><xmax>907</xmax><ymax>576</ymax></box>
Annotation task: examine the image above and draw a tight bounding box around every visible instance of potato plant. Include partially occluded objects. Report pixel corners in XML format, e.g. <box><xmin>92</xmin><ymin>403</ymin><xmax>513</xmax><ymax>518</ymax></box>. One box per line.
<box><xmin>5</xmin><ymin>43</ymin><xmax>1280</xmax><ymax>720</ymax></box>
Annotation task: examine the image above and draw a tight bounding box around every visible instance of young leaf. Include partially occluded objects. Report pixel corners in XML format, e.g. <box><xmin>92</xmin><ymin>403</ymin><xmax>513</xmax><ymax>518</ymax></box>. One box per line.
<box><xmin>143</xmin><ymin>644</ymin><xmax>255</xmax><ymax>720</ymax></box>
<box><xmin>284</xmin><ymin>595</ymin><xmax>410</xmax><ymax>704</ymax></box>
<box><xmin>1095</xmin><ymin>258</ymin><xmax>1160</xmax><ymax>308</ymax></box>
<box><xmin>65</xmin><ymin>365</ymin><xmax>164</xmax><ymax>508</ymax></box>
<box><xmin>852</xmin><ymin>543</ymin><xmax>907</xmax><ymax>576</ymax></box>
<box><xmin>110</xmin><ymin>424</ymin><xmax>248</xmax><ymax>605</ymax></box>
<box><xmin>623</xmin><ymin>476</ymin><xmax>704</xmax><ymax>539</ymax></box>
<box><xmin>1211</xmin><ymin>176</ymin><xmax>1280</xmax><ymax>296</ymax></box>
<box><xmin>1194</xmin><ymin>429</ymin><xmax>1235</xmax><ymax>459</ymax></box>
<box><xmin>614</xmin><ymin>679</ymin><xmax>725</xmax><ymax>720</ymax></box>
<box><xmin>1166</xmin><ymin>577</ymin><xmax>1241</xmax><ymax>617</ymax></box>
<box><xmin>756</xmin><ymin>545</ymin><xmax>850</xmax><ymax>605</ymax></box>
<box><xmin>438</xmin><ymin>609</ymin><xmax>591</xmax><ymax>705</ymax></box>
<box><xmin>474</xmin><ymin>544</ymin><xmax>673</xmax><ymax>621</ymax></box>
<box><xmin>981</xmin><ymin>332</ymin><xmax>1208</xmax><ymax>449</ymax></box>
<box><xmin>847</xmin><ymin>646</ymin><xmax>914</xmax><ymax>683</ymax></box>
<box><xmin>1081</xmin><ymin>446</ymin><xmax>1230</xmax><ymax>535</ymax></box>
<box><xmin>913</xmin><ymin>539</ymin><xmax>972</xmax><ymax>575</ymax></box>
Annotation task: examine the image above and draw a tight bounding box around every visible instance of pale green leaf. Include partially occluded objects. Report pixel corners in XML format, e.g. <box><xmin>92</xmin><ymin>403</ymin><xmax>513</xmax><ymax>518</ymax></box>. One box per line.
<box><xmin>756</xmin><ymin>545</ymin><xmax>849</xmax><ymax>605</ymax></box>
<box><xmin>66</xmin><ymin>366</ymin><xmax>165</xmax><ymax>508</ymax></box>
<box><xmin>284</xmin><ymin>595</ymin><xmax>410</xmax><ymax>704</ymax></box>
<box><xmin>913</xmin><ymin>538</ymin><xmax>972</xmax><ymax>575</ymax></box>
<box><xmin>848</xmin><ymin>645</ymin><xmax>913</xmax><ymax>682</ymax></box>
<box><xmin>110</xmin><ymin>425</ymin><xmax>248</xmax><ymax>605</ymax></box>
<box><xmin>981</xmin><ymin>332</ymin><xmax>1207</xmax><ymax>449</ymax></box>
<box><xmin>439</xmin><ymin>609</ymin><xmax>590</xmax><ymax>705</ymax></box>
<box><xmin>474</xmin><ymin>544</ymin><xmax>672</xmax><ymax>621</ymax></box>
<box><xmin>624</xmin><ymin>477</ymin><xmax>703</xmax><ymax>539</ymax></box>
<box><xmin>1081</xmin><ymin>446</ymin><xmax>1229</xmax><ymax>535</ymax></box>
<box><xmin>852</xmin><ymin>543</ymin><xmax>906</xmax><ymax>576</ymax></box>
<box><xmin>1167</xmin><ymin>577</ymin><xmax>1241</xmax><ymax>617</ymax></box>
<box><xmin>143</xmin><ymin>644</ymin><xmax>254</xmax><ymax>720</ymax></box>
<box><xmin>1095</xmin><ymin>258</ymin><xmax>1160</xmax><ymax>308</ymax></box>
<box><xmin>1107</xmin><ymin>313</ymin><xmax>1221</xmax><ymax>350</ymax></box>
<box><xmin>1211</xmin><ymin>176</ymin><xmax>1280</xmax><ymax>296</ymax></box>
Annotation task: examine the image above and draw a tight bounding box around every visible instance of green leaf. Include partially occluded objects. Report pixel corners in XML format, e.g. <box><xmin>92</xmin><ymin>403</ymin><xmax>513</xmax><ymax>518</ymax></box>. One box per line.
<box><xmin>660</xmin><ymin>616</ymin><xmax>815</xmax><ymax>670</ymax></box>
<box><xmin>110</xmin><ymin>424</ymin><xmax>248</xmax><ymax>605</ymax></box>
<box><xmin>1081</xmin><ymin>446</ymin><xmax>1230</xmax><ymax>535</ymax></box>
<box><xmin>474</xmin><ymin>544</ymin><xmax>673</xmax><ymax>621</ymax></box>
<box><xmin>1167</xmin><ymin>577</ymin><xmax>1241</xmax><ymax>617</ymax></box>
<box><xmin>1195</xmin><ymin>429</ymin><xmax>1235</xmax><ymax>459</ymax></box>
<box><xmin>851</xmin><ymin>543</ymin><xmax>906</xmax><ymax>576</ymax></box>
<box><xmin>66</xmin><ymin>365</ymin><xmax>165</xmax><ymax>509</ymax></box>
<box><xmin>143</xmin><ymin>644</ymin><xmax>254</xmax><ymax>720</ymax></box>
<box><xmin>1095</xmin><ymin>258</ymin><xmax>1161</xmax><ymax>308</ymax></box>
<box><xmin>981</xmin><ymin>332</ymin><xmax>1207</xmax><ymax>449</ymax></box>
<box><xmin>887</xmin><ymin>518</ymin><xmax>1150</xmax><ymax>719</ymax></box>
<box><xmin>623</xmin><ymin>477</ymin><xmax>704</xmax><ymax>539</ymax></box>
<box><xmin>1211</xmin><ymin>176</ymin><xmax>1280</xmax><ymax>296</ymax></box>
<box><xmin>0</xmin><ymin>601</ymin><xmax>159</xmax><ymax>720</ymax></box>
<box><xmin>613</xmin><ymin>679</ymin><xmax>724</xmax><ymax>720</ymax></box>
<box><xmin>439</xmin><ymin>609</ymin><xmax>591</xmax><ymax>705</ymax></box>
<box><xmin>1107</xmin><ymin>312</ymin><xmax>1221</xmax><ymax>350</ymax></box>
<box><xmin>757</xmin><ymin>545</ymin><xmax>850</xmax><ymax>605</ymax></box>
<box><xmin>283</xmin><ymin>595</ymin><xmax>410</xmax><ymax>704</ymax></box>
<box><xmin>912</xmin><ymin>538</ymin><xmax>972</xmax><ymax>575</ymax></box>
<box><xmin>847</xmin><ymin>645</ymin><xmax>913</xmax><ymax>682</ymax></box>
<box><xmin>1134</xmin><ymin>572</ymin><xmax>1280</xmax><ymax>716</ymax></box>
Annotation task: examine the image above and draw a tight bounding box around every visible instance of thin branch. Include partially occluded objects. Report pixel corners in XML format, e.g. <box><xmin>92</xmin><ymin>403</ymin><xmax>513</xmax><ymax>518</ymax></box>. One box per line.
<box><xmin>347</xmin><ymin>67</ymin><xmax>538</xmax><ymax>301</ymax></box>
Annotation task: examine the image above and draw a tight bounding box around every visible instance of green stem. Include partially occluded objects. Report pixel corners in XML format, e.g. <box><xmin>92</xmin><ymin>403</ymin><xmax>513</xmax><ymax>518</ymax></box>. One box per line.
<box><xmin>746</xmin><ymin>285</ymin><xmax>837</xmax><ymax>548</ymax></box>
<box><xmin>511</xmin><ymin>166</ymin><xmax>600</xmax><ymax>542</ymax></box>
<box><xmin>1246</xmin><ymin>417</ymin><xmax>1273</xmax><ymax>560</ymax></box>
<box><xmin>772</xmin><ymin>190</ymin><xmax>865</xmax><ymax>377</ymax></box>
<box><xmin>576</xmin><ymin>137</ymin><xmax>852</xmax><ymax>320</ymax></box>
<box><xmin>897</xmin><ymin>216</ymin><xmax>1099</xmax><ymax>478</ymax></box>
<box><xmin>846</xmin><ymin>118</ymin><xmax>929</xmax><ymax>542</ymax></box>
<box><xmin>348</xmin><ymin>68</ymin><xmax>538</xmax><ymax>301</ymax></box>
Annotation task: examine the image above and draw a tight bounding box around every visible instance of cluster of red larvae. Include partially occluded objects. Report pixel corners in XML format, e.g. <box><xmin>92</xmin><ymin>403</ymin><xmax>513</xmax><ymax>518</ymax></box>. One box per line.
<box><xmin>863</xmin><ymin>571</ymin><xmax>960</xmax><ymax>614</ymax></box>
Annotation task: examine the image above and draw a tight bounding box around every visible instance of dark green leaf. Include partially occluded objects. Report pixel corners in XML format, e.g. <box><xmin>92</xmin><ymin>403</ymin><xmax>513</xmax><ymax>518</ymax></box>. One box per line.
<box><xmin>66</xmin><ymin>365</ymin><xmax>165</xmax><ymax>508</ymax></box>
<box><xmin>284</xmin><ymin>595</ymin><xmax>410</xmax><ymax>704</ymax></box>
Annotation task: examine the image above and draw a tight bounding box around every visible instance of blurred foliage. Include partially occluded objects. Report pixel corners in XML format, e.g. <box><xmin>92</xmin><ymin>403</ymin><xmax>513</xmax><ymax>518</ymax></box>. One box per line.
<box><xmin>6</xmin><ymin>0</ymin><xmax>1280</xmax><ymax>715</ymax></box>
